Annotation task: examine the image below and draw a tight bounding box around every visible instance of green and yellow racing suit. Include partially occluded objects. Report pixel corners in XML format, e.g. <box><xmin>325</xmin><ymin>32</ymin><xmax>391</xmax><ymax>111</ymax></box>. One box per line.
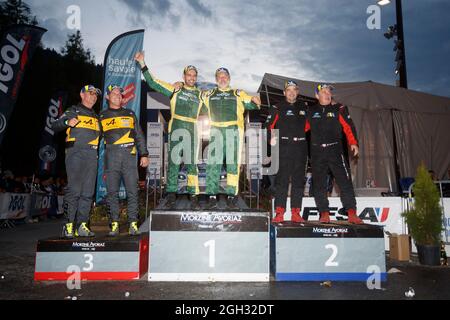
<box><xmin>202</xmin><ymin>87</ymin><xmax>259</xmax><ymax>196</ymax></box>
<box><xmin>141</xmin><ymin>65</ymin><xmax>203</xmax><ymax>194</ymax></box>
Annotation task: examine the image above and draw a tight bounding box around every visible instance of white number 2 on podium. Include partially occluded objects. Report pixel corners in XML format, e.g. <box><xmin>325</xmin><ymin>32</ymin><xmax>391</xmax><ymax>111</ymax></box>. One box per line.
<box><xmin>325</xmin><ymin>244</ymin><xmax>339</xmax><ymax>267</ymax></box>
<box><xmin>204</xmin><ymin>240</ymin><xmax>216</xmax><ymax>268</ymax></box>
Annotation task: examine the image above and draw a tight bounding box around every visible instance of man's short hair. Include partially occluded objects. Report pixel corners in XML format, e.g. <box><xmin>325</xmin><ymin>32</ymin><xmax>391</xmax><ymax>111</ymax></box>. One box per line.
<box><xmin>215</xmin><ymin>67</ymin><xmax>230</xmax><ymax>77</ymax></box>
<box><xmin>184</xmin><ymin>65</ymin><xmax>198</xmax><ymax>75</ymax></box>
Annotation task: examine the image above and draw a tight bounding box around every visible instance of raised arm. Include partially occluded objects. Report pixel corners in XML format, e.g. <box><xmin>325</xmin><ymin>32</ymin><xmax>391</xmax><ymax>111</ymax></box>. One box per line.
<box><xmin>134</xmin><ymin>51</ymin><xmax>175</xmax><ymax>98</ymax></box>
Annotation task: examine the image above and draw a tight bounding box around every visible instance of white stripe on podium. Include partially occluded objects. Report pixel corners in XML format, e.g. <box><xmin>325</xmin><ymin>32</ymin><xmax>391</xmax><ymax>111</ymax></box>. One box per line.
<box><xmin>148</xmin><ymin>273</ymin><xmax>269</xmax><ymax>282</ymax></box>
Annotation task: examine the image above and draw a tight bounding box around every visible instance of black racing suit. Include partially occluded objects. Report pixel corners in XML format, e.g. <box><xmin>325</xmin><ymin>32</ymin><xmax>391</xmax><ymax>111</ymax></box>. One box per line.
<box><xmin>265</xmin><ymin>100</ymin><xmax>308</xmax><ymax>210</ymax></box>
<box><xmin>306</xmin><ymin>103</ymin><xmax>358</xmax><ymax>214</ymax></box>
<box><xmin>52</xmin><ymin>103</ymin><xmax>100</xmax><ymax>225</ymax></box>
<box><xmin>100</xmin><ymin>107</ymin><xmax>148</xmax><ymax>223</ymax></box>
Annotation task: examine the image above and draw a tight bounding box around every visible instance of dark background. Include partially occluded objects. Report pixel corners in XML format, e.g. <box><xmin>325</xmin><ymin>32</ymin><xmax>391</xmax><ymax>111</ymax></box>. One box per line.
<box><xmin>0</xmin><ymin>0</ymin><xmax>150</xmax><ymax>179</ymax></box>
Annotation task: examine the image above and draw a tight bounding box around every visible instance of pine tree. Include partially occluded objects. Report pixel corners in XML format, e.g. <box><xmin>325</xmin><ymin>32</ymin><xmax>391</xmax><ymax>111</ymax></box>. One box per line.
<box><xmin>61</xmin><ymin>30</ymin><xmax>95</xmax><ymax>64</ymax></box>
<box><xmin>402</xmin><ymin>163</ymin><xmax>444</xmax><ymax>245</ymax></box>
<box><xmin>0</xmin><ymin>0</ymin><xmax>38</xmax><ymax>31</ymax></box>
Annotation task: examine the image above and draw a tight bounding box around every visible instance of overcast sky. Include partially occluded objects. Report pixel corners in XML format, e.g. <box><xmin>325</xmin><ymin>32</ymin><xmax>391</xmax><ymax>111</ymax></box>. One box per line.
<box><xmin>28</xmin><ymin>0</ymin><xmax>450</xmax><ymax>97</ymax></box>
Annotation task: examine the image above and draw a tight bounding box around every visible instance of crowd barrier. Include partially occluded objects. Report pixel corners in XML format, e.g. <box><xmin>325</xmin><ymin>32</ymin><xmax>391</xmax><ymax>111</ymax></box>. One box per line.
<box><xmin>0</xmin><ymin>192</ymin><xmax>64</xmax><ymax>221</ymax></box>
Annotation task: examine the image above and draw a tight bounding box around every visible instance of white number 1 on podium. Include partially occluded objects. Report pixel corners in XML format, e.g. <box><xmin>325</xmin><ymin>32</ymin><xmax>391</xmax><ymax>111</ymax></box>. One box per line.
<box><xmin>204</xmin><ymin>240</ymin><xmax>216</xmax><ymax>268</ymax></box>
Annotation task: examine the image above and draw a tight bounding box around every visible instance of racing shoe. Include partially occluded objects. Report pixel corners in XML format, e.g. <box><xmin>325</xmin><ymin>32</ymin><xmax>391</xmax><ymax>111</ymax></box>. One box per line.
<box><xmin>129</xmin><ymin>222</ymin><xmax>140</xmax><ymax>235</ymax></box>
<box><xmin>272</xmin><ymin>207</ymin><xmax>285</xmax><ymax>223</ymax></box>
<box><xmin>291</xmin><ymin>208</ymin><xmax>305</xmax><ymax>223</ymax></box>
<box><xmin>190</xmin><ymin>195</ymin><xmax>200</xmax><ymax>210</ymax></box>
<box><xmin>62</xmin><ymin>222</ymin><xmax>74</xmax><ymax>239</ymax></box>
<box><xmin>207</xmin><ymin>196</ymin><xmax>218</xmax><ymax>209</ymax></box>
<box><xmin>166</xmin><ymin>193</ymin><xmax>177</xmax><ymax>209</ymax></box>
<box><xmin>347</xmin><ymin>208</ymin><xmax>364</xmax><ymax>224</ymax></box>
<box><xmin>75</xmin><ymin>222</ymin><xmax>95</xmax><ymax>237</ymax></box>
<box><xmin>109</xmin><ymin>221</ymin><xmax>120</xmax><ymax>237</ymax></box>
<box><xmin>226</xmin><ymin>196</ymin><xmax>239</xmax><ymax>210</ymax></box>
<box><xmin>319</xmin><ymin>212</ymin><xmax>331</xmax><ymax>223</ymax></box>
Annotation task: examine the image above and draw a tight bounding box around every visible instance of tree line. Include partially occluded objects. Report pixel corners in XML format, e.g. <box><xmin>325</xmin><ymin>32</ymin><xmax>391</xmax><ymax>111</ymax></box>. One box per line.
<box><xmin>0</xmin><ymin>0</ymin><xmax>102</xmax><ymax>177</ymax></box>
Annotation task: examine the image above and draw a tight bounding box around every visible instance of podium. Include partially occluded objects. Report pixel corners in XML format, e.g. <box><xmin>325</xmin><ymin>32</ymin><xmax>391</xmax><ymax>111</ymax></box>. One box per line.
<box><xmin>270</xmin><ymin>222</ymin><xmax>386</xmax><ymax>281</ymax></box>
<box><xmin>34</xmin><ymin>235</ymin><xmax>149</xmax><ymax>281</ymax></box>
<box><xmin>148</xmin><ymin>209</ymin><xmax>270</xmax><ymax>281</ymax></box>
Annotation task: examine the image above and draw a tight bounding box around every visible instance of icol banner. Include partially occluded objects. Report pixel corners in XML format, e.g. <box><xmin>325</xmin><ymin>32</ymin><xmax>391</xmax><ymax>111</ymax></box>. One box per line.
<box><xmin>29</xmin><ymin>193</ymin><xmax>53</xmax><ymax>218</ymax></box>
<box><xmin>96</xmin><ymin>30</ymin><xmax>145</xmax><ymax>203</ymax></box>
<box><xmin>0</xmin><ymin>24</ymin><xmax>47</xmax><ymax>145</ymax></box>
<box><xmin>38</xmin><ymin>91</ymin><xmax>66</xmax><ymax>175</ymax></box>
<box><xmin>0</xmin><ymin>193</ymin><xmax>31</xmax><ymax>220</ymax></box>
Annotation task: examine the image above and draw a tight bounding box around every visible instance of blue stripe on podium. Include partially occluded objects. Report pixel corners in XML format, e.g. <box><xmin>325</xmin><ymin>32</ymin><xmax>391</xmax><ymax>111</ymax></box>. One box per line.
<box><xmin>276</xmin><ymin>272</ymin><xmax>387</xmax><ymax>281</ymax></box>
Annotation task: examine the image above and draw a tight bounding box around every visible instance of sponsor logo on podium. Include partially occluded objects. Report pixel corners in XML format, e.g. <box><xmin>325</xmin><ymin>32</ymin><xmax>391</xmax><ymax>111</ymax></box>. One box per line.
<box><xmin>303</xmin><ymin>207</ymin><xmax>390</xmax><ymax>223</ymax></box>
<box><xmin>71</xmin><ymin>242</ymin><xmax>106</xmax><ymax>250</ymax></box>
<box><xmin>312</xmin><ymin>227</ymin><xmax>349</xmax><ymax>236</ymax></box>
<box><xmin>180</xmin><ymin>213</ymin><xmax>242</xmax><ymax>224</ymax></box>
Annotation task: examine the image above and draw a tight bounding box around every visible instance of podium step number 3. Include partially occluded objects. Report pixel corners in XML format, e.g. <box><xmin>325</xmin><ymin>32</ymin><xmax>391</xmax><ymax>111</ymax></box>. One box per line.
<box><xmin>34</xmin><ymin>236</ymin><xmax>149</xmax><ymax>281</ymax></box>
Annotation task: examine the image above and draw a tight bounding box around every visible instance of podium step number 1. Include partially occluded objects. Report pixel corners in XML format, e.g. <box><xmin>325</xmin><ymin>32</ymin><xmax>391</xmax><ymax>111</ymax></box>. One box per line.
<box><xmin>148</xmin><ymin>210</ymin><xmax>270</xmax><ymax>282</ymax></box>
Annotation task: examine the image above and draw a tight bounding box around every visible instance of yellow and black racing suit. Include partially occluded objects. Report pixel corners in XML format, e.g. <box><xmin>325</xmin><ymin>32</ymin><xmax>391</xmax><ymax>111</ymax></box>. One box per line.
<box><xmin>100</xmin><ymin>107</ymin><xmax>148</xmax><ymax>223</ymax></box>
<box><xmin>52</xmin><ymin>103</ymin><xmax>100</xmax><ymax>226</ymax></box>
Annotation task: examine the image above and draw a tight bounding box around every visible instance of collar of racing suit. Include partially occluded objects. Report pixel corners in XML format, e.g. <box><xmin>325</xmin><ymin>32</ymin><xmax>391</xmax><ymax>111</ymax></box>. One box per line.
<box><xmin>217</xmin><ymin>87</ymin><xmax>232</xmax><ymax>92</ymax></box>
<box><xmin>280</xmin><ymin>100</ymin><xmax>304</xmax><ymax>108</ymax></box>
<box><xmin>106</xmin><ymin>106</ymin><xmax>125</xmax><ymax>112</ymax></box>
<box><xmin>183</xmin><ymin>85</ymin><xmax>198</xmax><ymax>91</ymax></box>
<box><xmin>78</xmin><ymin>103</ymin><xmax>96</xmax><ymax>113</ymax></box>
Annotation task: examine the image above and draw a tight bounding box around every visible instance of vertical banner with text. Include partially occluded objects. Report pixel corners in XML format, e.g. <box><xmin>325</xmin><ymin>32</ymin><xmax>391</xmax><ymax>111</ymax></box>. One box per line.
<box><xmin>38</xmin><ymin>91</ymin><xmax>66</xmax><ymax>175</ymax></box>
<box><xmin>96</xmin><ymin>30</ymin><xmax>145</xmax><ymax>203</ymax></box>
<box><xmin>0</xmin><ymin>24</ymin><xmax>47</xmax><ymax>145</ymax></box>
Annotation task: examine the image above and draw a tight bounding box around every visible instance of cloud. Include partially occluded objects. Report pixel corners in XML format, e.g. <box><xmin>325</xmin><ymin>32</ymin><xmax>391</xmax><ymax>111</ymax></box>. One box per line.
<box><xmin>24</xmin><ymin>0</ymin><xmax>450</xmax><ymax>97</ymax></box>
<box><xmin>27</xmin><ymin>1</ymin><xmax>71</xmax><ymax>52</ymax></box>
<box><xmin>186</xmin><ymin>0</ymin><xmax>212</xmax><ymax>18</ymax></box>
<box><xmin>116</xmin><ymin>0</ymin><xmax>179</xmax><ymax>29</ymax></box>
<box><xmin>38</xmin><ymin>17</ymin><xmax>69</xmax><ymax>52</ymax></box>
<box><xmin>119</xmin><ymin>0</ymin><xmax>171</xmax><ymax>15</ymax></box>
<box><xmin>251</xmin><ymin>74</ymin><xmax>262</xmax><ymax>83</ymax></box>
<box><xmin>117</xmin><ymin>0</ymin><xmax>212</xmax><ymax>30</ymax></box>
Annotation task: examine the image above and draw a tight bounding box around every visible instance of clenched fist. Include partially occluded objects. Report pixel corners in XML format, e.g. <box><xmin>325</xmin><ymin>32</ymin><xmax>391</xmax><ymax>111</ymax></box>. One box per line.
<box><xmin>134</xmin><ymin>52</ymin><xmax>146</xmax><ymax>66</ymax></box>
<box><xmin>67</xmin><ymin>118</ymin><xmax>80</xmax><ymax>128</ymax></box>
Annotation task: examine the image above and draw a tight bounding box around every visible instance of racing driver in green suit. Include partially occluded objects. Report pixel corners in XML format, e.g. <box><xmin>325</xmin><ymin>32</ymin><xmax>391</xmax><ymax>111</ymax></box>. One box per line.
<box><xmin>135</xmin><ymin>52</ymin><xmax>203</xmax><ymax>209</ymax></box>
<box><xmin>202</xmin><ymin>67</ymin><xmax>261</xmax><ymax>209</ymax></box>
